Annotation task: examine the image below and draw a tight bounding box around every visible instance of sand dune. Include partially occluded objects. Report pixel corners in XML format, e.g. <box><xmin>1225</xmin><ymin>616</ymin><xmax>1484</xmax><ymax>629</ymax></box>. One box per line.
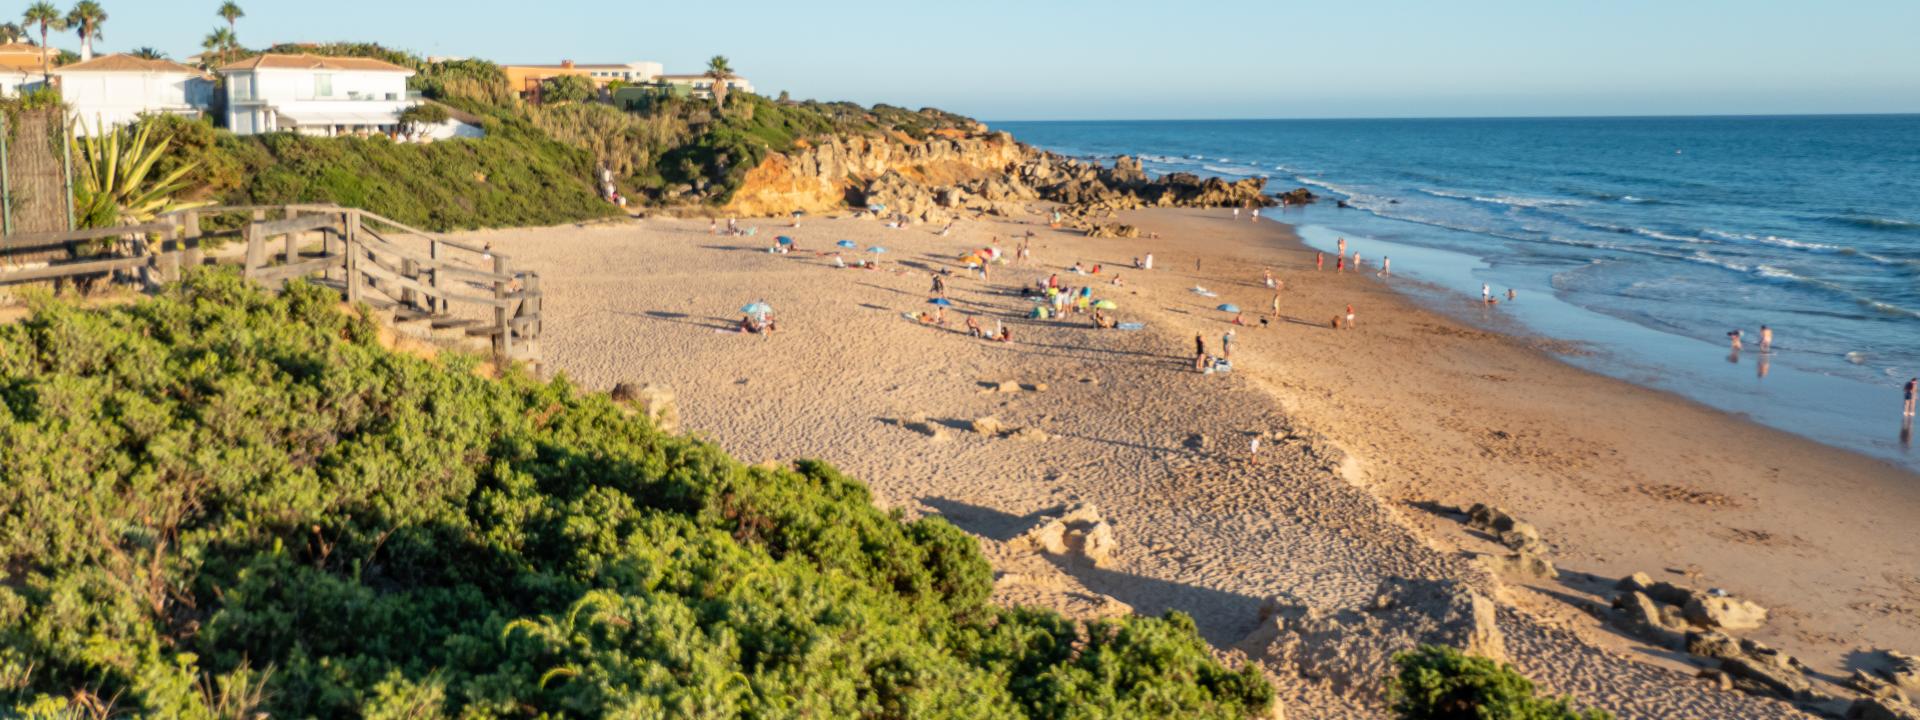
<box><xmin>453</xmin><ymin>207</ymin><xmax>1917</xmax><ymax>718</ymax></box>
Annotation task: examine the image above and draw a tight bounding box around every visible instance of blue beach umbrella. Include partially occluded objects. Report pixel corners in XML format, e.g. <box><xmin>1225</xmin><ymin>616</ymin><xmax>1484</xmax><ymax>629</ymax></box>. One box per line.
<box><xmin>928</xmin><ymin>298</ymin><xmax>953</xmax><ymax>307</ymax></box>
<box><xmin>836</xmin><ymin>239</ymin><xmax>857</xmax><ymax>248</ymax></box>
<box><xmin>776</xmin><ymin>236</ymin><xmax>793</xmax><ymax>245</ymax></box>
<box><xmin>1216</xmin><ymin>304</ymin><xmax>1241</xmax><ymax>313</ymax></box>
<box><xmin>740</xmin><ymin>301</ymin><xmax>772</xmax><ymax>317</ymax></box>
<box><xmin>868</xmin><ymin>246</ymin><xmax>888</xmax><ymax>254</ymax></box>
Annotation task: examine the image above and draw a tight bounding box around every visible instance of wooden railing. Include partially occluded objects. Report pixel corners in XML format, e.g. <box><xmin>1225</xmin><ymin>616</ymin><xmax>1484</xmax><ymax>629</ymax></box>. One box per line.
<box><xmin>0</xmin><ymin>204</ymin><xmax>542</xmax><ymax>358</ymax></box>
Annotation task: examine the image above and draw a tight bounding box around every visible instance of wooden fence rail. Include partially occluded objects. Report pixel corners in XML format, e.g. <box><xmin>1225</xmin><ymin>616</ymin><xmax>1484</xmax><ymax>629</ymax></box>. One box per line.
<box><xmin>0</xmin><ymin>204</ymin><xmax>541</xmax><ymax>358</ymax></box>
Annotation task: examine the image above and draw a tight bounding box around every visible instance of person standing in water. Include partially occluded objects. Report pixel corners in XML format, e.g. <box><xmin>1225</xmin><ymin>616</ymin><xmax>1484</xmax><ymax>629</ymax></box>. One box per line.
<box><xmin>1760</xmin><ymin>325</ymin><xmax>1773</xmax><ymax>353</ymax></box>
<box><xmin>1507</xmin><ymin>288</ymin><xmax>1517</xmax><ymax>302</ymax></box>
<box><xmin>1728</xmin><ymin>330</ymin><xmax>1743</xmax><ymax>352</ymax></box>
<box><xmin>1379</xmin><ymin>257</ymin><xmax>1391</xmax><ymax>277</ymax></box>
<box><xmin>1337</xmin><ymin>237</ymin><xmax>1347</xmax><ymax>259</ymax></box>
<box><xmin>1482</xmin><ymin>284</ymin><xmax>1492</xmax><ymax>303</ymax></box>
<box><xmin>1905</xmin><ymin>377</ymin><xmax>1917</xmax><ymax>417</ymax></box>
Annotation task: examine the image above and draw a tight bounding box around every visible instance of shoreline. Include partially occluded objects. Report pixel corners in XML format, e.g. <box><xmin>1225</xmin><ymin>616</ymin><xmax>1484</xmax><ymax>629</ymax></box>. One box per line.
<box><xmin>463</xmin><ymin>206</ymin><xmax>1917</xmax><ymax>717</ymax></box>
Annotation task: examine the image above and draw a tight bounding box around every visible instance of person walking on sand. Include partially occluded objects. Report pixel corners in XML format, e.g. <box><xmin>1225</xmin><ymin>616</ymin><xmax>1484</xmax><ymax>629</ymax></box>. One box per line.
<box><xmin>1317</xmin><ymin>252</ymin><xmax>1325</xmax><ymax>271</ymax></box>
<box><xmin>1760</xmin><ymin>325</ymin><xmax>1773</xmax><ymax>353</ymax></box>
<box><xmin>1222</xmin><ymin>330</ymin><xmax>1236</xmax><ymax>359</ymax></box>
<box><xmin>1337</xmin><ymin>237</ymin><xmax>1347</xmax><ymax>259</ymax></box>
<box><xmin>1336</xmin><ymin>255</ymin><xmax>1345</xmax><ymax>273</ymax></box>
<box><xmin>1271</xmin><ymin>293</ymin><xmax>1281</xmax><ymax>316</ymax></box>
<box><xmin>1345</xmin><ymin>304</ymin><xmax>1356</xmax><ymax>330</ymax></box>
<box><xmin>1379</xmin><ymin>256</ymin><xmax>1391</xmax><ymax>277</ymax></box>
<box><xmin>1905</xmin><ymin>377</ymin><xmax>1918</xmax><ymax>417</ymax></box>
<box><xmin>931</xmin><ymin>273</ymin><xmax>947</xmax><ymax>297</ymax></box>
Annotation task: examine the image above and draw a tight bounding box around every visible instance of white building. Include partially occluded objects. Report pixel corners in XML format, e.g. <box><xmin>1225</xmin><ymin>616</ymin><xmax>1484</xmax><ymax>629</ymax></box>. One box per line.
<box><xmin>658</xmin><ymin>73</ymin><xmax>754</xmax><ymax>99</ymax></box>
<box><xmin>51</xmin><ymin>54</ymin><xmax>214</xmax><ymax>136</ymax></box>
<box><xmin>0</xmin><ymin>42</ymin><xmax>55</xmax><ymax>96</ymax></box>
<box><xmin>220</xmin><ymin>53</ymin><xmax>417</xmax><ymax>137</ymax></box>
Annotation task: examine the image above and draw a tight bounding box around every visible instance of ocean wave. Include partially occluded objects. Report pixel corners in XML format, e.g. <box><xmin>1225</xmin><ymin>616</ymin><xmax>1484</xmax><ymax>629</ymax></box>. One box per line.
<box><xmin>1630</xmin><ymin>227</ymin><xmax>1709</xmax><ymax>244</ymax></box>
<box><xmin>1416</xmin><ymin>188</ymin><xmax>1474</xmax><ymax>200</ymax></box>
<box><xmin>1472</xmin><ymin>194</ymin><xmax>1587</xmax><ymax>209</ymax></box>
<box><xmin>1822</xmin><ymin>214</ymin><xmax>1920</xmax><ymax>234</ymax></box>
<box><xmin>1202</xmin><ymin>164</ymin><xmax>1260</xmax><ymax>178</ymax></box>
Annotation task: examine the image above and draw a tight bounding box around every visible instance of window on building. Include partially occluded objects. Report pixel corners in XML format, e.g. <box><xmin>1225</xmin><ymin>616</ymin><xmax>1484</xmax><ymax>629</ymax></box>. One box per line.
<box><xmin>314</xmin><ymin>74</ymin><xmax>333</xmax><ymax>98</ymax></box>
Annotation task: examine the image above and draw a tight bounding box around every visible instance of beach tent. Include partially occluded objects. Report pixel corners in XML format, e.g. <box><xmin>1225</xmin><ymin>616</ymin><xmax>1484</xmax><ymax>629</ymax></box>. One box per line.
<box><xmin>928</xmin><ymin>298</ymin><xmax>953</xmax><ymax>307</ymax></box>
<box><xmin>1216</xmin><ymin>304</ymin><xmax>1240</xmax><ymax>313</ymax></box>
<box><xmin>837</xmin><ymin>239</ymin><xmax>858</xmax><ymax>248</ymax></box>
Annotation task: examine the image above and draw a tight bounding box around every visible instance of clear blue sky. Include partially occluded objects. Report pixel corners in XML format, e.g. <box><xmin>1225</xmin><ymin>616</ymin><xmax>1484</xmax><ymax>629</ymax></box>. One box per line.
<box><xmin>74</xmin><ymin>0</ymin><xmax>1920</xmax><ymax>120</ymax></box>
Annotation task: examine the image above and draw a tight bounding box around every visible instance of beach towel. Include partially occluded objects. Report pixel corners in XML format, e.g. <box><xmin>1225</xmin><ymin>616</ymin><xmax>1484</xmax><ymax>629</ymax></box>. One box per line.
<box><xmin>1116</xmin><ymin>322</ymin><xmax>1145</xmax><ymax>331</ymax></box>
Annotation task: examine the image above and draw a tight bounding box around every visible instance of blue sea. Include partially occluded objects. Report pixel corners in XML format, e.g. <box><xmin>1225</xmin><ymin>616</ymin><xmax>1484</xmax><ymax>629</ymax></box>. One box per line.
<box><xmin>996</xmin><ymin>116</ymin><xmax>1920</xmax><ymax>467</ymax></box>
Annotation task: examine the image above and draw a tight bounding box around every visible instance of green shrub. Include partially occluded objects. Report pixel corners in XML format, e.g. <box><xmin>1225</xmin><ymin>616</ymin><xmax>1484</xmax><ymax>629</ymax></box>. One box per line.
<box><xmin>1388</xmin><ymin>646</ymin><xmax>1612</xmax><ymax>720</ymax></box>
<box><xmin>0</xmin><ymin>271</ymin><xmax>1275</xmax><ymax>719</ymax></box>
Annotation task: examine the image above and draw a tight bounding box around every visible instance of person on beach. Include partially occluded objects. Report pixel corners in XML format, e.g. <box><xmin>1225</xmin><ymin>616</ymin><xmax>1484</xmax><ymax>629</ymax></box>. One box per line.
<box><xmin>1337</xmin><ymin>237</ymin><xmax>1347</xmax><ymax>259</ymax></box>
<box><xmin>1232</xmin><ymin>312</ymin><xmax>1246</xmax><ymax>326</ymax></box>
<box><xmin>1144</xmin><ymin>253</ymin><xmax>1154</xmax><ymax>270</ymax></box>
<box><xmin>1482</xmin><ymin>284</ymin><xmax>1492</xmax><ymax>303</ymax></box>
<box><xmin>1728</xmin><ymin>330</ymin><xmax>1743</xmax><ymax>352</ymax></box>
<box><xmin>1379</xmin><ymin>257</ymin><xmax>1391</xmax><ymax>277</ymax></box>
<box><xmin>1905</xmin><ymin>378</ymin><xmax>1917</xmax><ymax>417</ymax></box>
<box><xmin>727</xmin><ymin>218</ymin><xmax>738</xmax><ymax>236</ymax></box>
<box><xmin>1233</xmin><ymin>208</ymin><xmax>1241</xmax><ymax>218</ymax></box>
<box><xmin>709</xmin><ymin>218</ymin><xmax>719</xmax><ymax>235</ymax></box>
<box><xmin>1252</xmin><ymin>207</ymin><xmax>1261</xmax><ymax>221</ymax></box>
<box><xmin>1264</xmin><ymin>268</ymin><xmax>1276</xmax><ymax>289</ymax></box>
<box><xmin>1250</xmin><ymin>435</ymin><xmax>1262</xmax><ymax>464</ymax></box>
<box><xmin>832</xmin><ymin>253</ymin><xmax>847</xmax><ymax>269</ymax></box>
<box><xmin>966</xmin><ymin>316</ymin><xmax>982</xmax><ymax>337</ymax></box>
<box><xmin>1336</xmin><ymin>256</ymin><xmax>1345</xmax><ymax>273</ymax></box>
<box><xmin>1223</xmin><ymin>330</ymin><xmax>1236</xmax><ymax>359</ymax></box>
<box><xmin>932</xmin><ymin>274</ymin><xmax>947</xmax><ymax>297</ymax></box>
<box><xmin>1507</xmin><ymin>288</ymin><xmax>1517</xmax><ymax>302</ymax></box>
<box><xmin>1271</xmin><ymin>293</ymin><xmax>1281</xmax><ymax>316</ymax></box>
<box><xmin>1760</xmin><ymin>325</ymin><xmax>1773</xmax><ymax>353</ymax></box>
<box><xmin>1346</xmin><ymin>304</ymin><xmax>1356</xmax><ymax>330</ymax></box>
<box><xmin>1194</xmin><ymin>334</ymin><xmax>1209</xmax><ymax>371</ymax></box>
<box><xmin>1317</xmin><ymin>252</ymin><xmax>1325</xmax><ymax>271</ymax></box>
<box><xmin>1353</xmin><ymin>253</ymin><xmax>1362</xmax><ymax>269</ymax></box>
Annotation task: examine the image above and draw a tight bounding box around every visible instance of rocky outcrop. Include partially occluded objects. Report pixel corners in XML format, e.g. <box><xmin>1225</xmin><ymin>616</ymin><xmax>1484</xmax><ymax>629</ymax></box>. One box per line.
<box><xmin>610</xmin><ymin>382</ymin><xmax>679</xmax><ymax>434</ymax></box>
<box><xmin>725</xmin><ymin>127</ymin><xmax>1305</xmax><ymax>226</ymax></box>
<box><xmin>1238</xmin><ymin>578</ymin><xmax>1503</xmax><ymax>697</ymax></box>
<box><xmin>1010</xmin><ymin>503</ymin><xmax>1117</xmax><ymax>567</ymax></box>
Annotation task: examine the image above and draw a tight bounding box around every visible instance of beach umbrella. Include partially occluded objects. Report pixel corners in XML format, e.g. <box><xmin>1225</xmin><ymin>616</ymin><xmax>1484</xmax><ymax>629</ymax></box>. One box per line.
<box><xmin>776</xmin><ymin>235</ymin><xmax>793</xmax><ymax>245</ymax></box>
<box><xmin>928</xmin><ymin>298</ymin><xmax>953</xmax><ymax>307</ymax></box>
<box><xmin>1093</xmin><ymin>299</ymin><xmax>1118</xmax><ymax>310</ymax></box>
<box><xmin>868</xmin><ymin>246</ymin><xmax>888</xmax><ymax>254</ymax></box>
<box><xmin>836</xmin><ymin>239</ymin><xmax>858</xmax><ymax>248</ymax></box>
<box><xmin>1216</xmin><ymin>303</ymin><xmax>1241</xmax><ymax>313</ymax></box>
<box><xmin>741</xmin><ymin>301</ymin><xmax>773</xmax><ymax>316</ymax></box>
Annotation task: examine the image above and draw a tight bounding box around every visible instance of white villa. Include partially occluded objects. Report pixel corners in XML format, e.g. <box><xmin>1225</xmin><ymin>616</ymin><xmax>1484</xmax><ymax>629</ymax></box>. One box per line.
<box><xmin>51</xmin><ymin>54</ymin><xmax>215</xmax><ymax>135</ymax></box>
<box><xmin>220</xmin><ymin>53</ymin><xmax>418</xmax><ymax>137</ymax></box>
<box><xmin>659</xmin><ymin>73</ymin><xmax>755</xmax><ymax>99</ymax></box>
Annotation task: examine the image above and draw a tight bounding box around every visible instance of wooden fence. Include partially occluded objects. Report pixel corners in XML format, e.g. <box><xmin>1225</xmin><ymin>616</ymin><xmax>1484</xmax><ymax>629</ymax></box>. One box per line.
<box><xmin>0</xmin><ymin>204</ymin><xmax>542</xmax><ymax>358</ymax></box>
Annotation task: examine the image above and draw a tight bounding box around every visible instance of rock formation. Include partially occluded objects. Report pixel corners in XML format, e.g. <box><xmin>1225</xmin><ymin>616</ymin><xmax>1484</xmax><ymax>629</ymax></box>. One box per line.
<box><xmin>1237</xmin><ymin>578</ymin><xmax>1503</xmax><ymax>697</ymax></box>
<box><xmin>724</xmin><ymin>128</ymin><xmax>1306</xmax><ymax>227</ymax></box>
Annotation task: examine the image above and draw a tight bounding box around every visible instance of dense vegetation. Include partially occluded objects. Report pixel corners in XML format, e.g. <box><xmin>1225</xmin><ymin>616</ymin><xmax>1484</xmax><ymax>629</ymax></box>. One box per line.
<box><xmin>129</xmin><ymin>43</ymin><xmax>983</xmax><ymax>229</ymax></box>
<box><xmin>1389</xmin><ymin>646</ymin><xmax>1613</xmax><ymax>720</ymax></box>
<box><xmin>0</xmin><ymin>272</ymin><xmax>1274</xmax><ymax>718</ymax></box>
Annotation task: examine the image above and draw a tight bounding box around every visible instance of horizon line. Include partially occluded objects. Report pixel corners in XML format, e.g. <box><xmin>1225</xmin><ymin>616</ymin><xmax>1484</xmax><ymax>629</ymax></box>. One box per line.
<box><xmin>983</xmin><ymin>111</ymin><xmax>1920</xmax><ymax>124</ymax></box>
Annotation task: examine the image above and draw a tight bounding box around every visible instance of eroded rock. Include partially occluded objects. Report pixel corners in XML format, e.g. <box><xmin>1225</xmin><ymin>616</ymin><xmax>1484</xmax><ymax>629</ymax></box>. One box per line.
<box><xmin>1238</xmin><ymin>578</ymin><xmax>1503</xmax><ymax>696</ymax></box>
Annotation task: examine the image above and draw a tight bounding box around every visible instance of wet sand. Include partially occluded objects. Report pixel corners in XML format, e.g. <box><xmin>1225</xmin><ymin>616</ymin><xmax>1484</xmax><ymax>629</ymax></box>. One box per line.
<box><xmin>454</xmin><ymin>206</ymin><xmax>1919</xmax><ymax>718</ymax></box>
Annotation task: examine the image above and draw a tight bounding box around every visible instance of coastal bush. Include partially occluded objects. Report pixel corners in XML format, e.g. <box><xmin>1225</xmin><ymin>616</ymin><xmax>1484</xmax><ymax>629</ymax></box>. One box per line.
<box><xmin>0</xmin><ymin>271</ymin><xmax>1275</xmax><ymax>719</ymax></box>
<box><xmin>1388</xmin><ymin>645</ymin><xmax>1612</xmax><ymax>720</ymax></box>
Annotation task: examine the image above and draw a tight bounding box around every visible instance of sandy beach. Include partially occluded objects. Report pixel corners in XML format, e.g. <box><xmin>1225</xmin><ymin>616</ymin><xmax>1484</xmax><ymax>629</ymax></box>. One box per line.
<box><xmin>455</xmin><ymin>206</ymin><xmax>1920</xmax><ymax>718</ymax></box>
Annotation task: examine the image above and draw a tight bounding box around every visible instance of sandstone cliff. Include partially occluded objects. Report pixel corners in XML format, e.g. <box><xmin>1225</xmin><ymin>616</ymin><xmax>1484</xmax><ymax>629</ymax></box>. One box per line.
<box><xmin>723</xmin><ymin>128</ymin><xmax>1307</xmax><ymax>229</ymax></box>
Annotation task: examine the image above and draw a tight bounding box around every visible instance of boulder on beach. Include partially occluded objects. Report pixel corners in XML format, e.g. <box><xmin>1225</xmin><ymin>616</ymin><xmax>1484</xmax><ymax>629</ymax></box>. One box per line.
<box><xmin>1464</xmin><ymin>503</ymin><xmax>1546</xmax><ymax>553</ymax></box>
<box><xmin>1010</xmin><ymin>503</ymin><xmax>1117</xmax><ymax>567</ymax></box>
<box><xmin>610</xmin><ymin>382</ymin><xmax>680</xmax><ymax>434</ymax></box>
<box><xmin>1237</xmin><ymin>578</ymin><xmax>1503</xmax><ymax>697</ymax></box>
<box><xmin>1684</xmin><ymin>629</ymin><xmax>1813</xmax><ymax>701</ymax></box>
<box><xmin>1479</xmin><ymin>549</ymin><xmax>1559</xmax><ymax>580</ymax></box>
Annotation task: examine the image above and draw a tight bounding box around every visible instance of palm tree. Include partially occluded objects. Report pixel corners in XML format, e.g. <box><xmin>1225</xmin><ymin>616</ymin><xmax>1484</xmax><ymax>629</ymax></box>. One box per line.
<box><xmin>130</xmin><ymin>46</ymin><xmax>164</xmax><ymax>60</ymax></box>
<box><xmin>704</xmin><ymin>55</ymin><xmax>733</xmax><ymax>110</ymax></box>
<box><xmin>0</xmin><ymin>22</ymin><xmax>25</xmax><ymax>44</ymax></box>
<box><xmin>203</xmin><ymin>27</ymin><xmax>234</xmax><ymax>66</ymax></box>
<box><xmin>217</xmin><ymin>1</ymin><xmax>242</xmax><ymax>50</ymax></box>
<box><xmin>22</xmin><ymin>3</ymin><xmax>63</xmax><ymax>79</ymax></box>
<box><xmin>65</xmin><ymin>1</ymin><xmax>105</xmax><ymax>63</ymax></box>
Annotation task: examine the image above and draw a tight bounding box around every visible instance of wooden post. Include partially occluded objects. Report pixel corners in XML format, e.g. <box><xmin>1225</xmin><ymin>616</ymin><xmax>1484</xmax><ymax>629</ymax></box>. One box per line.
<box><xmin>429</xmin><ymin>239</ymin><xmax>444</xmax><ymax>313</ymax></box>
<box><xmin>283</xmin><ymin>208</ymin><xmax>299</xmax><ymax>266</ymax></box>
<box><xmin>243</xmin><ymin>223</ymin><xmax>264</xmax><ymax>280</ymax></box>
<box><xmin>493</xmin><ymin>254</ymin><xmax>511</xmax><ymax>358</ymax></box>
<box><xmin>526</xmin><ymin>273</ymin><xmax>542</xmax><ymax>339</ymax></box>
<box><xmin>157</xmin><ymin>215</ymin><xmax>182</xmax><ymax>284</ymax></box>
<box><xmin>181</xmin><ymin>210</ymin><xmax>201</xmax><ymax>271</ymax></box>
<box><xmin>344</xmin><ymin>210</ymin><xmax>363</xmax><ymax>303</ymax></box>
<box><xmin>400</xmin><ymin>257</ymin><xmax>418</xmax><ymax>310</ymax></box>
<box><xmin>322</xmin><ymin>212</ymin><xmax>341</xmax><ymax>282</ymax></box>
